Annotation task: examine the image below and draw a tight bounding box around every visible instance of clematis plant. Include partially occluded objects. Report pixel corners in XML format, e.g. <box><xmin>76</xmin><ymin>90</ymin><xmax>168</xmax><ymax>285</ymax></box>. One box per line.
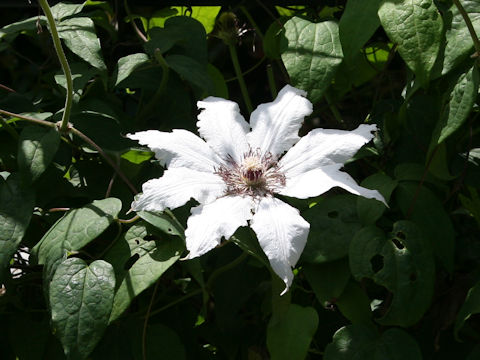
<box><xmin>128</xmin><ymin>85</ymin><xmax>385</xmax><ymax>294</ymax></box>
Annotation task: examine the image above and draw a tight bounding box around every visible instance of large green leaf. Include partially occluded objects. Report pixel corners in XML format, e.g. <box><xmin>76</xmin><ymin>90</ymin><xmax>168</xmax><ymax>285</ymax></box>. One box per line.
<box><xmin>137</xmin><ymin>210</ymin><xmax>184</xmax><ymax>237</ymax></box>
<box><xmin>267</xmin><ymin>304</ymin><xmax>318</xmax><ymax>360</ymax></box>
<box><xmin>106</xmin><ymin>222</ymin><xmax>184</xmax><ymax>322</ymax></box>
<box><xmin>430</xmin><ymin>65</ymin><xmax>479</xmax><ymax>149</ymax></box>
<box><xmin>0</xmin><ymin>174</ymin><xmax>35</xmax><ymax>276</ymax></box>
<box><xmin>301</xmin><ymin>195</ymin><xmax>362</xmax><ymax>263</ymax></box>
<box><xmin>335</xmin><ymin>281</ymin><xmax>373</xmax><ymax>325</ymax></box>
<box><xmin>281</xmin><ymin>17</ymin><xmax>343</xmax><ymax>103</ymax></box>
<box><xmin>50</xmin><ymin>258</ymin><xmax>115</xmax><ymax>360</ymax></box>
<box><xmin>443</xmin><ymin>0</ymin><xmax>480</xmax><ymax>75</ymax></box>
<box><xmin>396</xmin><ymin>182</ymin><xmax>455</xmax><ymax>271</ymax></box>
<box><xmin>339</xmin><ymin>0</ymin><xmax>381</xmax><ymax>61</ymax></box>
<box><xmin>165</xmin><ymin>54</ymin><xmax>214</xmax><ymax>93</ymax></box>
<box><xmin>356</xmin><ymin>173</ymin><xmax>397</xmax><ymax>225</ymax></box>
<box><xmin>58</xmin><ymin>17</ymin><xmax>106</xmax><ymax>70</ymax></box>
<box><xmin>50</xmin><ymin>1</ymin><xmax>86</xmax><ymax>21</ymax></box>
<box><xmin>113</xmin><ymin>53</ymin><xmax>150</xmax><ymax>87</ymax></box>
<box><xmin>33</xmin><ymin>198</ymin><xmax>121</xmax><ymax>286</ymax></box>
<box><xmin>378</xmin><ymin>0</ymin><xmax>443</xmax><ymax>84</ymax></box>
<box><xmin>303</xmin><ymin>259</ymin><xmax>350</xmax><ymax>307</ymax></box>
<box><xmin>349</xmin><ymin>221</ymin><xmax>435</xmax><ymax>326</ymax></box>
<box><xmin>324</xmin><ymin>325</ymin><xmax>422</xmax><ymax>360</ymax></box>
<box><xmin>17</xmin><ymin>126</ymin><xmax>60</xmax><ymax>183</ymax></box>
<box><xmin>454</xmin><ymin>280</ymin><xmax>480</xmax><ymax>339</ymax></box>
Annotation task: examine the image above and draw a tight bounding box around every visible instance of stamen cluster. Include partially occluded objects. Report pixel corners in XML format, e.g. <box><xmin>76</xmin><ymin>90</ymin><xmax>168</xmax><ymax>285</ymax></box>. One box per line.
<box><xmin>216</xmin><ymin>148</ymin><xmax>286</xmax><ymax>197</ymax></box>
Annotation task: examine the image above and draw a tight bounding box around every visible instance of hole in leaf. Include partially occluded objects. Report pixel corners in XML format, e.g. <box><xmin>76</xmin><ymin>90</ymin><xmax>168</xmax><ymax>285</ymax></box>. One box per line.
<box><xmin>370</xmin><ymin>254</ymin><xmax>384</xmax><ymax>273</ymax></box>
<box><xmin>327</xmin><ymin>211</ymin><xmax>338</xmax><ymax>219</ymax></box>
<box><xmin>396</xmin><ymin>231</ymin><xmax>406</xmax><ymax>240</ymax></box>
<box><xmin>167</xmin><ymin>228</ymin><xmax>172</xmax><ymax>233</ymax></box>
<box><xmin>124</xmin><ymin>253</ymin><xmax>140</xmax><ymax>270</ymax></box>
<box><xmin>144</xmin><ymin>235</ymin><xmax>155</xmax><ymax>241</ymax></box>
<box><xmin>409</xmin><ymin>272</ymin><xmax>417</xmax><ymax>282</ymax></box>
<box><xmin>135</xmin><ymin>239</ymin><xmax>140</xmax><ymax>245</ymax></box>
<box><xmin>391</xmin><ymin>237</ymin><xmax>405</xmax><ymax>250</ymax></box>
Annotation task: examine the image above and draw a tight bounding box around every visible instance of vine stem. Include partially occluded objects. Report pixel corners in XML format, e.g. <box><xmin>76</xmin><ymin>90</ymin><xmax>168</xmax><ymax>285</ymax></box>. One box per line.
<box><xmin>38</xmin><ymin>0</ymin><xmax>73</xmax><ymax>133</ymax></box>
<box><xmin>142</xmin><ymin>280</ymin><xmax>160</xmax><ymax>360</ymax></box>
<box><xmin>452</xmin><ymin>0</ymin><xmax>480</xmax><ymax>57</ymax></box>
<box><xmin>229</xmin><ymin>44</ymin><xmax>253</xmax><ymax>113</ymax></box>
<box><xmin>0</xmin><ymin>109</ymin><xmax>56</xmax><ymax>128</ymax></box>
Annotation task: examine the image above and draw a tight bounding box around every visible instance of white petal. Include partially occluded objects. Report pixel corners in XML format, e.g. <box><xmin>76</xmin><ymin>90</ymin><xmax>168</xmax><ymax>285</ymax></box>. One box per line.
<box><xmin>279</xmin><ymin>164</ymin><xmax>387</xmax><ymax>205</ymax></box>
<box><xmin>250</xmin><ymin>197</ymin><xmax>310</xmax><ymax>295</ymax></box>
<box><xmin>197</xmin><ymin>97</ymin><xmax>250</xmax><ymax>163</ymax></box>
<box><xmin>279</xmin><ymin>124</ymin><xmax>377</xmax><ymax>179</ymax></box>
<box><xmin>132</xmin><ymin>167</ymin><xmax>226</xmax><ymax>212</ymax></box>
<box><xmin>184</xmin><ymin>196</ymin><xmax>254</xmax><ymax>259</ymax></box>
<box><xmin>247</xmin><ymin>85</ymin><xmax>313</xmax><ymax>157</ymax></box>
<box><xmin>127</xmin><ymin>129</ymin><xmax>222</xmax><ymax>172</ymax></box>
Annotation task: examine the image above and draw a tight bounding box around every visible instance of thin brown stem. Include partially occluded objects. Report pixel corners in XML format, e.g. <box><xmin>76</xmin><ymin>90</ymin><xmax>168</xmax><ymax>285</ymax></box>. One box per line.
<box><xmin>0</xmin><ymin>84</ymin><xmax>16</xmax><ymax>93</ymax></box>
<box><xmin>70</xmin><ymin>127</ymin><xmax>138</xmax><ymax>195</ymax></box>
<box><xmin>124</xmin><ymin>0</ymin><xmax>148</xmax><ymax>43</ymax></box>
<box><xmin>142</xmin><ymin>280</ymin><xmax>160</xmax><ymax>360</ymax></box>
<box><xmin>0</xmin><ymin>109</ymin><xmax>56</xmax><ymax>128</ymax></box>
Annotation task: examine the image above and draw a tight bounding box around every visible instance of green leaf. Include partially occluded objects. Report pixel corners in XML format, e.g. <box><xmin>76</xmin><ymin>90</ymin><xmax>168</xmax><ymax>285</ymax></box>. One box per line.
<box><xmin>339</xmin><ymin>0</ymin><xmax>381</xmax><ymax>61</ymax></box>
<box><xmin>0</xmin><ymin>174</ymin><xmax>34</xmax><ymax>276</ymax></box>
<box><xmin>324</xmin><ymin>325</ymin><xmax>422</xmax><ymax>360</ymax></box>
<box><xmin>58</xmin><ymin>17</ymin><xmax>106</xmax><ymax>70</ymax></box>
<box><xmin>137</xmin><ymin>210</ymin><xmax>184</xmax><ymax>237</ymax></box>
<box><xmin>165</xmin><ymin>54</ymin><xmax>214</xmax><ymax>92</ymax></box>
<box><xmin>146</xmin><ymin>16</ymin><xmax>207</xmax><ymax>65</ymax></box>
<box><xmin>430</xmin><ymin>65</ymin><xmax>479</xmax><ymax>149</ymax></box>
<box><xmin>267</xmin><ymin>304</ymin><xmax>318</xmax><ymax>360</ymax></box>
<box><xmin>396</xmin><ymin>182</ymin><xmax>455</xmax><ymax>272</ymax></box>
<box><xmin>301</xmin><ymin>195</ymin><xmax>362</xmax><ymax>263</ymax></box>
<box><xmin>17</xmin><ymin>126</ymin><xmax>60</xmax><ymax>183</ymax></box>
<box><xmin>281</xmin><ymin>17</ymin><xmax>343</xmax><ymax>103</ymax></box>
<box><xmin>113</xmin><ymin>53</ymin><xmax>150</xmax><ymax>87</ymax></box>
<box><xmin>454</xmin><ymin>280</ymin><xmax>480</xmax><ymax>340</ymax></box>
<box><xmin>173</xmin><ymin>6</ymin><xmax>220</xmax><ymax>34</ymax></box>
<box><xmin>106</xmin><ymin>223</ymin><xmax>184</xmax><ymax>322</ymax></box>
<box><xmin>120</xmin><ymin>149</ymin><xmax>153</xmax><ymax>164</ymax></box>
<box><xmin>50</xmin><ymin>258</ymin><xmax>115</xmax><ymax>360</ymax></box>
<box><xmin>356</xmin><ymin>173</ymin><xmax>397</xmax><ymax>225</ymax></box>
<box><xmin>33</xmin><ymin>198</ymin><xmax>121</xmax><ymax>286</ymax></box>
<box><xmin>443</xmin><ymin>0</ymin><xmax>480</xmax><ymax>75</ymax></box>
<box><xmin>335</xmin><ymin>281</ymin><xmax>373</xmax><ymax>325</ymax></box>
<box><xmin>264</xmin><ymin>20</ymin><xmax>285</xmax><ymax>60</ymax></box>
<box><xmin>50</xmin><ymin>1</ymin><xmax>86</xmax><ymax>21</ymax></box>
<box><xmin>378</xmin><ymin>0</ymin><xmax>443</xmax><ymax>84</ymax></box>
<box><xmin>55</xmin><ymin>62</ymin><xmax>99</xmax><ymax>100</ymax></box>
<box><xmin>0</xmin><ymin>16</ymin><xmax>46</xmax><ymax>42</ymax></box>
<box><xmin>303</xmin><ymin>259</ymin><xmax>350</xmax><ymax>306</ymax></box>
<box><xmin>207</xmin><ymin>63</ymin><xmax>228</xmax><ymax>98</ymax></box>
<box><xmin>349</xmin><ymin>221</ymin><xmax>435</xmax><ymax>327</ymax></box>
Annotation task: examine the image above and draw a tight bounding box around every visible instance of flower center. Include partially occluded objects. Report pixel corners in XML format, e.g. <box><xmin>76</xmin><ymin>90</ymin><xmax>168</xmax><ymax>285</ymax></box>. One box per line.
<box><xmin>216</xmin><ymin>149</ymin><xmax>285</xmax><ymax>197</ymax></box>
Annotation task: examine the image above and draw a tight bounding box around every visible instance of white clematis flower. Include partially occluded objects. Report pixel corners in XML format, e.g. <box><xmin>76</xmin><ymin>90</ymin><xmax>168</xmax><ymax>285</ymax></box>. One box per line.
<box><xmin>128</xmin><ymin>85</ymin><xmax>386</xmax><ymax>294</ymax></box>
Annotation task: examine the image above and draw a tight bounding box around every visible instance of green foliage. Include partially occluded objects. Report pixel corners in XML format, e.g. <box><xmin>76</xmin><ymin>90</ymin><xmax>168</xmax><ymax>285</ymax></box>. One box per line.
<box><xmin>1</xmin><ymin>1</ymin><xmax>479</xmax><ymax>359</ymax></box>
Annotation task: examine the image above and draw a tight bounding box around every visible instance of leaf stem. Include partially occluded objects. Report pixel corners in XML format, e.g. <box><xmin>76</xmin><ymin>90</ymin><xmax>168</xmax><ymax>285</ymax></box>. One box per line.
<box><xmin>124</xmin><ymin>0</ymin><xmax>148</xmax><ymax>43</ymax></box>
<box><xmin>142</xmin><ymin>280</ymin><xmax>160</xmax><ymax>360</ymax></box>
<box><xmin>38</xmin><ymin>0</ymin><xmax>73</xmax><ymax>133</ymax></box>
<box><xmin>228</xmin><ymin>44</ymin><xmax>253</xmax><ymax>113</ymax></box>
<box><xmin>452</xmin><ymin>0</ymin><xmax>480</xmax><ymax>57</ymax></box>
<box><xmin>0</xmin><ymin>109</ymin><xmax>56</xmax><ymax>128</ymax></box>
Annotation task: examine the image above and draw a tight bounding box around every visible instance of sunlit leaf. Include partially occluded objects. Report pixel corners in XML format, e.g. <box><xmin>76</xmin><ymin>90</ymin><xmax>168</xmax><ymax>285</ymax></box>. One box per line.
<box><xmin>281</xmin><ymin>17</ymin><xmax>343</xmax><ymax>103</ymax></box>
<box><xmin>50</xmin><ymin>258</ymin><xmax>115</xmax><ymax>360</ymax></box>
<box><xmin>378</xmin><ymin>0</ymin><xmax>443</xmax><ymax>84</ymax></box>
<box><xmin>113</xmin><ymin>53</ymin><xmax>150</xmax><ymax>87</ymax></box>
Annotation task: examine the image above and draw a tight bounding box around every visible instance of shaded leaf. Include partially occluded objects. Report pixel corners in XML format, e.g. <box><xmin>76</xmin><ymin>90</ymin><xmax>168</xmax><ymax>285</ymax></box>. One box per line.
<box><xmin>378</xmin><ymin>0</ymin><xmax>443</xmax><ymax>84</ymax></box>
<box><xmin>396</xmin><ymin>182</ymin><xmax>455</xmax><ymax>271</ymax></box>
<box><xmin>267</xmin><ymin>304</ymin><xmax>318</xmax><ymax>360</ymax></box>
<box><xmin>0</xmin><ymin>175</ymin><xmax>34</xmax><ymax>278</ymax></box>
<box><xmin>17</xmin><ymin>126</ymin><xmax>60</xmax><ymax>183</ymax></box>
<box><xmin>335</xmin><ymin>281</ymin><xmax>373</xmax><ymax>325</ymax></box>
<box><xmin>301</xmin><ymin>195</ymin><xmax>362</xmax><ymax>263</ymax></box>
<box><xmin>50</xmin><ymin>258</ymin><xmax>115</xmax><ymax>360</ymax></box>
<box><xmin>137</xmin><ymin>210</ymin><xmax>184</xmax><ymax>237</ymax></box>
<box><xmin>349</xmin><ymin>221</ymin><xmax>435</xmax><ymax>326</ymax></box>
<box><xmin>339</xmin><ymin>0</ymin><xmax>381</xmax><ymax>61</ymax></box>
<box><xmin>166</xmin><ymin>54</ymin><xmax>214</xmax><ymax>93</ymax></box>
<box><xmin>324</xmin><ymin>325</ymin><xmax>422</xmax><ymax>360</ymax></box>
<box><xmin>281</xmin><ymin>17</ymin><xmax>343</xmax><ymax>103</ymax></box>
<box><xmin>106</xmin><ymin>223</ymin><xmax>184</xmax><ymax>322</ymax></box>
<box><xmin>454</xmin><ymin>280</ymin><xmax>480</xmax><ymax>340</ymax></box>
<box><xmin>356</xmin><ymin>173</ymin><xmax>397</xmax><ymax>225</ymax></box>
